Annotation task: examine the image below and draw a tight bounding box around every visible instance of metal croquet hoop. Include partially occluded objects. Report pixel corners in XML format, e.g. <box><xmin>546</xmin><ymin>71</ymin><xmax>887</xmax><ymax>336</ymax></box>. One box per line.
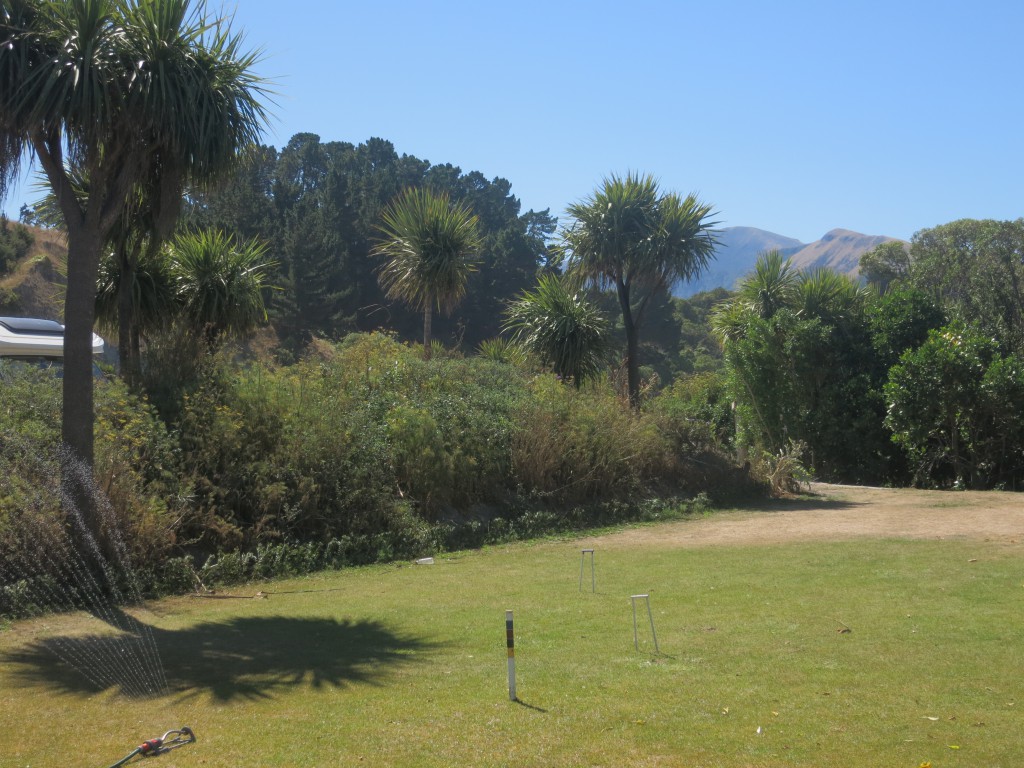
<box><xmin>105</xmin><ymin>727</ymin><xmax>197</xmax><ymax>767</ymax></box>
<box><xmin>579</xmin><ymin>549</ymin><xmax>595</xmax><ymax>592</ymax></box>
<box><xmin>631</xmin><ymin>594</ymin><xmax>660</xmax><ymax>654</ymax></box>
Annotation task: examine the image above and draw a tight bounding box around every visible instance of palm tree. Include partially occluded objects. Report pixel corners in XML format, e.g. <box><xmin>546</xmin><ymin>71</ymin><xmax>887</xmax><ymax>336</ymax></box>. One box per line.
<box><xmin>168</xmin><ymin>229</ymin><xmax>274</xmax><ymax>349</ymax></box>
<box><xmin>38</xmin><ymin>175</ymin><xmax>173</xmax><ymax>383</ymax></box>
<box><xmin>739</xmin><ymin>249</ymin><xmax>800</xmax><ymax>320</ymax></box>
<box><xmin>95</xmin><ymin>236</ymin><xmax>178</xmax><ymax>363</ymax></box>
<box><xmin>709</xmin><ymin>250</ymin><xmax>800</xmax><ymax>344</ymax></box>
<box><xmin>373</xmin><ymin>187</ymin><xmax>482</xmax><ymax>360</ymax></box>
<box><xmin>0</xmin><ymin>0</ymin><xmax>268</xmax><ymax>525</ymax></box>
<box><xmin>563</xmin><ymin>173</ymin><xmax>717</xmax><ymax>407</ymax></box>
<box><xmin>796</xmin><ymin>268</ymin><xmax>869</xmax><ymax>327</ymax></box>
<box><xmin>504</xmin><ymin>273</ymin><xmax>610</xmax><ymax>386</ymax></box>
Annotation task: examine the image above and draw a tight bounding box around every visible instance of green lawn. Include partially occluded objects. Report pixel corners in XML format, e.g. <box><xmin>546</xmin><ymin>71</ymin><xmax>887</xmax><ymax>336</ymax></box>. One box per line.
<box><xmin>1</xmin><ymin>520</ymin><xmax>1021</xmax><ymax>767</ymax></box>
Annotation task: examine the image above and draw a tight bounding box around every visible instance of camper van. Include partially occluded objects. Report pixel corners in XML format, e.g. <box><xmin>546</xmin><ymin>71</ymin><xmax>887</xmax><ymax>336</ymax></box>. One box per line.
<box><xmin>0</xmin><ymin>316</ymin><xmax>105</xmax><ymax>370</ymax></box>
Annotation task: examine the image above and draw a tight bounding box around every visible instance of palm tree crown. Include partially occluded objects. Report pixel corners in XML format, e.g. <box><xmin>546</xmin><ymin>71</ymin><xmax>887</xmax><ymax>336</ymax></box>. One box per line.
<box><xmin>562</xmin><ymin>172</ymin><xmax>717</xmax><ymax>405</ymax></box>
<box><xmin>169</xmin><ymin>229</ymin><xmax>274</xmax><ymax>348</ymax></box>
<box><xmin>504</xmin><ymin>273</ymin><xmax>610</xmax><ymax>386</ymax></box>
<box><xmin>373</xmin><ymin>187</ymin><xmax>481</xmax><ymax>358</ymax></box>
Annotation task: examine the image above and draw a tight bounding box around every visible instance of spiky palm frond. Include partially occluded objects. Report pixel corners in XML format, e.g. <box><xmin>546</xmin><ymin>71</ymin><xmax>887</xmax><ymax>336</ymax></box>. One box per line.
<box><xmin>123</xmin><ymin>0</ymin><xmax>271</xmax><ymax>185</ymax></box>
<box><xmin>504</xmin><ymin>273</ymin><xmax>610</xmax><ymax>386</ymax></box>
<box><xmin>654</xmin><ymin>191</ymin><xmax>720</xmax><ymax>285</ymax></box>
<box><xmin>477</xmin><ymin>336</ymin><xmax>528</xmax><ymax>367</ymax></box>
<box><xmin>562</xmin><ymin>172</ymin><xmax>661</xmax><ymax>288</ymax></box>
<box><xmin>0</xmin><ymin>0</ymin><xmax>270</xmax><ymax>199</ymax></box>
<box><xmin>710</xmin><ymin>294</ymin><xmax>755</xmax><ymax>345</ymax></box>
<box><xmin>169</xmin><ymin>228</ymin><xmax>274</xmax><ymax>344</ymax></box>
<box><xmin>373</xmin><ymin>187</ymin><xmax>482</xmax><ymax>315</ymax></box>
<box><xmin>737</xmin><ymin>249</ymin><xmax>800</xmax><ymax>320</ymax></box>
<box><xmin>797</xmin><ymin>268</ymin><xmax>869</xmax><ymax>324</ymax></box>
<box><xmin>94</xmin><ymin>242</ymin><xmax>177</xmax><ymax>337</ymax></box>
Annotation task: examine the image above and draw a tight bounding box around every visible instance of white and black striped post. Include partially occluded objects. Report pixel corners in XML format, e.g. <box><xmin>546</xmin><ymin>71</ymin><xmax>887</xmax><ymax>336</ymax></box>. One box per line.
<box><xmin>505</xmin><ymin>609</ymin><xmax>517</xmax><ymax>701</ymax></box>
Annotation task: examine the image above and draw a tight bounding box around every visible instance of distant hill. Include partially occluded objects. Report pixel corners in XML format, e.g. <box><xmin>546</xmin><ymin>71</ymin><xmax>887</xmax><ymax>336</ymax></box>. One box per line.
<box><xmin>674</xmin><ymin>227</ymin><xmax>804</xmax><ymax>297</ymax></box>
<box><xmin>787</xmin><ymin>228</ymin><xmax>900</xmax><ymax>277</ymax></box>
<box><xmin>0</xmin><ymin>224</ymin><xmax>66</xmax><ymax>319</ymax></box>
<box><xmin>673</xmin><ymin>226</ymin><xmax>903</xmax><ymax>297</ymax></box>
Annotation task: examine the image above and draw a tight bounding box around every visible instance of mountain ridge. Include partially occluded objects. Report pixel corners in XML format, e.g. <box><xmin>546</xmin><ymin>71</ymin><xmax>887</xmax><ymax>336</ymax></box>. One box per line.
<box><xmin>675</xmin><ymin>226</ymin><xmax>903</xmax><ymax>297</ymax></box>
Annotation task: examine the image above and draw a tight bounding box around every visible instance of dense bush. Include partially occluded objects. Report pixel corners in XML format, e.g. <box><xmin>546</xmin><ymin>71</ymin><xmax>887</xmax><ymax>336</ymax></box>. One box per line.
<box><xmin>2</xmin><ymin>332</ymin><xmax>750</xmax><ymax>615</ymax></box>
<box><xmin>0</xmin><ymin>367</ymin><xmax>184</xmax><ymax>617</ymax></box>
<box><xmin>885</xmin><ymin>323</ymin><xmax>1024</xmax><ymax>488</ymax></box>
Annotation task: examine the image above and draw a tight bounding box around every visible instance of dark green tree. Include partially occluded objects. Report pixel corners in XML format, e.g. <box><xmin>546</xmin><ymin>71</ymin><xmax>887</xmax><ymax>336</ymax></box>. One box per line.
<box><xmin>713</xmin><ymin>252</ymin><xmax>889</xmax><ymax>481</ymax></box>
<box><xmin>866</xmin><ymin>285</ymin><xmax>946</xmax><ymax>370</ymax></box>
<box><xmin>859</xmin><ymin>240</ymin><xmax>910</xmax><ymax>293</ymax></box>
<box><xmin>884</xmin><ymin>323</ymin><xmax>1002</xmax><ymax>487</ymax></box>
<box><xmin>907</xmin><ymin>219</ymin><xmax>1024</xmax><ymax>353</ymax></box>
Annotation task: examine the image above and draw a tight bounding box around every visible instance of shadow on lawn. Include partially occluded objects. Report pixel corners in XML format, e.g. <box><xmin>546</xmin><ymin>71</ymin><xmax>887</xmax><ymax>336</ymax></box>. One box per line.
<box><xmin>3</xmin><ymin>611</ymin><xmax>436</xmax><ymax>702</ymax></box>
<box><xmin>728</xmin><ymin>492</ymin><xmax>865</xmax><ymax>514</ymax></box>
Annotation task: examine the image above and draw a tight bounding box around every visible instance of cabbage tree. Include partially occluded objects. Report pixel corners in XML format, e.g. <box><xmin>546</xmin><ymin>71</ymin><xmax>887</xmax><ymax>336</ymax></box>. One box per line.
<box><xmin>0</xmin><ymin>0</ymin><xmax>269</xmax><ymax>529</ymax></box>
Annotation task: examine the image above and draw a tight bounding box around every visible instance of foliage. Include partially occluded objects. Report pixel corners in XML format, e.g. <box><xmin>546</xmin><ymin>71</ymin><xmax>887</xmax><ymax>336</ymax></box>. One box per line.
<box><xmin>884</xmin><ymin>322</ymin><xmax>1024</xmax><ymax>488</ymax></box>
<box><xmin>866</xmin><ymin>285</ymin><xmax>946</xmax><ymax>370</ymax></box>
<box><xmin>0</xmin><ymin>215</ymin><xmax>32</xmax><ymax>275</ymax></box>
<box><xmin>562</xmin><ymin>172</ymin><xmax>718</xmax><ymax>406</ymax></box>
<box><xmin>905</xmin><ymin>218</ymin><xmax>1024</xmax><ymax>353</ymax></box>
<box><xmin>672</xmin><ymin>287</ymin><xmax>729</xmax><ymax>375</ymax></box>
<box><xmin>0</xmin><ymin>366</ymin><xmax>184</xmax><ymax>614</ymax></box>
<box><xmin>168</xmin><ymin>229</ymin><xmax>275</xmax><ymax>348</ymax></box>
<box><xmin>859</xmin><ymin>240</ymin><xmax>910</xmax><ymax>293</ymax></box>
<box><xmin>646</xmin><ymin>371</ymin><xmax>735</xmax><ymax>455</ymax></box>
<box><xmin>0</xmin><ymin>0</ymin><xmax>270</xmax><ymax>482</ymax></box>
<box><xmin>504</xmin><ymin>273</ymin><xmax>611</xmax><ymax>386</ymax></box>
<box><xmin>373</xmin><ymin>187</ymin><xmax>482</xmax><ymax>359</ymax></box>
<box><xmin>714</xmin><ymin>252</ymin><xmax>893</xmax><ymax>483</ymax></box>
<box><xmin>184</xmin><ymin>135</ymin><xmax>557</xmax><ymax>353</ymax></box>
<box><xmin>3</xmin><ymin>329</ymin><xmax>749</xmax><ymax>590</ymax></box>
<box><xmin>94</xmin><ymin>236</ymin><xmax>177</xmax><ymax>348</ymax></box>
<box><xmin>476</xmin><ymin>336</ymin><xmax>528</xmax><ymax>367</ymax></box>
<box><xmin>510</xmin><ymin>374</ymin><xmax>676</xmax><ymax>502</ymax></box>
<box><xmin>752</xmin><ymin>439</ymin><xmax>812</xmax><ymax>495</ymax></box>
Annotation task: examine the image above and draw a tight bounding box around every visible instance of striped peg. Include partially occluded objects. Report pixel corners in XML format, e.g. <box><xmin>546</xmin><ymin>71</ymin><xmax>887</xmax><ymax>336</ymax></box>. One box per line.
<box><xmin>505</xmin><ymin>609</ymin><xmax>517</xmax><ymax>701</ymax></box>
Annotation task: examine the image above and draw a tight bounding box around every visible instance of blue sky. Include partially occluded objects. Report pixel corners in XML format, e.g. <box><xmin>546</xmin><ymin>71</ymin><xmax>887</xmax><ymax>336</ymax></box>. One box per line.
<box><xmin>4</xmin><ymin>0</ymin><xmax>1022</xmax><ymax>243</ymax></box>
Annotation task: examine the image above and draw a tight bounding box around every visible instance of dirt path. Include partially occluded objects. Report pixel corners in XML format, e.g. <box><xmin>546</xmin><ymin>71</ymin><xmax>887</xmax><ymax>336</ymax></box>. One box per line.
<box><xmin>581</xmin><ymin>483</ymin><xmax>1024</xmax><ymax>550</ymax></box>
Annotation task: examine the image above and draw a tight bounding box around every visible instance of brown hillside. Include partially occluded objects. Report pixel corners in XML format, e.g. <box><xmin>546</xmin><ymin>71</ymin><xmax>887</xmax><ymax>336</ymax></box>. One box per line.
<box><xmin>0</xmin><ymin>225</ymin><xmax>67</xmax><ymax>319</ymax></box>
<box><xmin>787</xmin><ymin>228</ymin><xmax>901</xmax><ymax>278</ymax></box>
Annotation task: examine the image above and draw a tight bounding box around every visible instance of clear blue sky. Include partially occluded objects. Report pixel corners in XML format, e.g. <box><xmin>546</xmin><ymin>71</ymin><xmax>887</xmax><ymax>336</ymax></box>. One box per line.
<box><xmin>4</xmin><ymin>0</ymin><xmax>1023</xmax><ymax>243</ymax></box>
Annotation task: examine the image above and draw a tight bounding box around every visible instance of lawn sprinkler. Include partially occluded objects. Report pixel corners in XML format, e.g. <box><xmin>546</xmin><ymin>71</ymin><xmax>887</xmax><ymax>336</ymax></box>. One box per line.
<box><xmin>105</xmin><ymin>727</ymin><xmax>196</xmax><ymax>767</ymax></box>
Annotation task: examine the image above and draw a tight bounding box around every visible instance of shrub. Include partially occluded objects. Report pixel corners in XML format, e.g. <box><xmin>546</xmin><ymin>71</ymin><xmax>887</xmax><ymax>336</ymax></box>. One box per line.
<box><xmin>648</xmin><ymin>371</ymin><xmax>735</xmax><ymax>455</ymax></box>
<box><xmin>511</xmin><ymin>374</ymin><xmax>673</xmax><ymax>503</ymax></box>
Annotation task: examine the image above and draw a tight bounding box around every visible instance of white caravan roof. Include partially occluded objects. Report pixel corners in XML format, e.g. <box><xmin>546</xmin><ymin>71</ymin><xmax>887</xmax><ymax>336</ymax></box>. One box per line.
<box><xmin>0</xmin><ymin>316</ymin><xmax>105</xmax><ymax>358</ymax></box>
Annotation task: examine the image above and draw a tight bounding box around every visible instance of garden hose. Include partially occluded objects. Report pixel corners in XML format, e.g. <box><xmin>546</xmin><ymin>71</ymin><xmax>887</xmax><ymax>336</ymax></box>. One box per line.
<box><xmin>105</xmin><ymin>727</ymin><xmax>196</xmax><ymax>767</ymax></box>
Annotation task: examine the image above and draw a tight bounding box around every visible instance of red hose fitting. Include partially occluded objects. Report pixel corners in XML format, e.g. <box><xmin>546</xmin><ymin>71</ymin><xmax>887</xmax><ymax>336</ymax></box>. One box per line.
<box><xmin>139</xmin><ymin>738</ymin><xmax>163</xmax><ymax>754</ymax></box>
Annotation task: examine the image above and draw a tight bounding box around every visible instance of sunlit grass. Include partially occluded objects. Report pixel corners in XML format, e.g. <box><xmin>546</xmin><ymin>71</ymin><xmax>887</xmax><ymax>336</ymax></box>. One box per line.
<box><xmin>1</xmin><ymin>528</ymin><xmax>1021</xmax><ymax>767</ymax></box>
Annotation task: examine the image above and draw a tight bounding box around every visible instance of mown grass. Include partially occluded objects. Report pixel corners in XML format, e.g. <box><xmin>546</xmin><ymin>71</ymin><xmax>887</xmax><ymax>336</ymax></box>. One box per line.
<box><xmin>1</xmin><ymin>523</ymin><xmax>1021</xmax><ymax>767</ymax></box>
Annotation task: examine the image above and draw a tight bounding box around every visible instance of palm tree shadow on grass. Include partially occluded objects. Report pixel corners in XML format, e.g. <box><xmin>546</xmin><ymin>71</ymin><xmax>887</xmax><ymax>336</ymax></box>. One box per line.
<box><xmin>4</xmin><ymin>613</ymin><xmax>437</xmax><ymax>703</ymax></box>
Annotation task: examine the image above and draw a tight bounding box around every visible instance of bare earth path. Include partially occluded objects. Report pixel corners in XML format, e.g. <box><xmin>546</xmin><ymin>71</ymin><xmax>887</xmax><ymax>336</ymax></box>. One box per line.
<box><xmin>582</xmin><ymin>483</ymin><xmax>1024</xmax><ymax>550</ymax></box>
